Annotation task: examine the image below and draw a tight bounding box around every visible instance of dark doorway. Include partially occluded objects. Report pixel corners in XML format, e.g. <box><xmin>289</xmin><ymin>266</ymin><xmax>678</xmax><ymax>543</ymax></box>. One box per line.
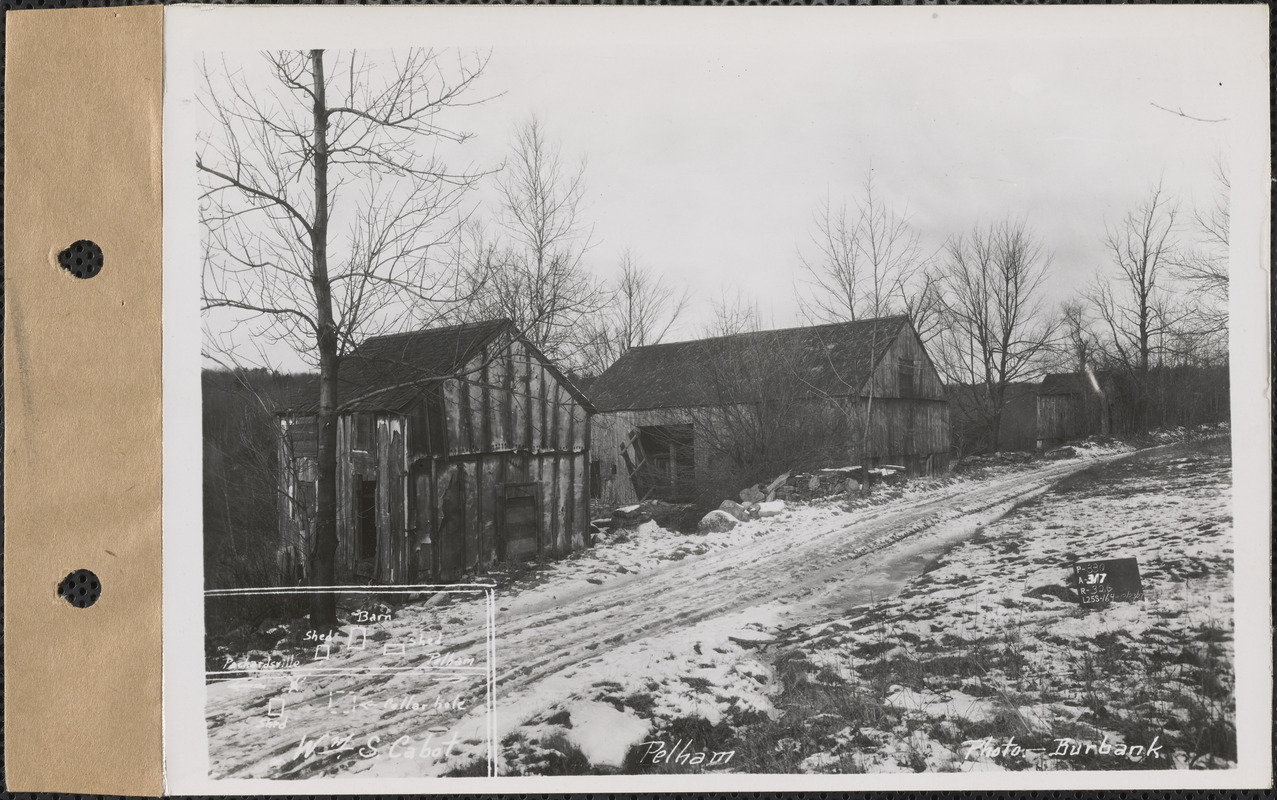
<box><xmin>501</xmin><ymin>483</ymin><xmax>540</xmax><ymax>562</ymax></box>
<box><xmin>356</xmin><ymin>479</ymin><xmax>378</xmax><ymax>562</ymax></box>
<box><xmin>631</xmin><ymin>424</ymin><xmax>695</xmax><ymax>502</ymax></box>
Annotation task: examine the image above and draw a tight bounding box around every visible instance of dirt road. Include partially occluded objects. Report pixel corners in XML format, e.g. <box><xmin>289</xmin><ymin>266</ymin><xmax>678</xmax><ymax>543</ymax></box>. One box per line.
<box><xmin>205</xmin><ymin>452</ymin><xmax>1131</xmax><ymax>779</ymax></box>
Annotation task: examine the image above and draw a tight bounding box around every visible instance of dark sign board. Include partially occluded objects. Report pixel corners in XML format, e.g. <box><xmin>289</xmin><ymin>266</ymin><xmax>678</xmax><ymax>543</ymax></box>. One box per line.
<box><xmin>1074</xmin><ymin>557</ymin><xmax>1144</xmax><ymax>606</ymax></box>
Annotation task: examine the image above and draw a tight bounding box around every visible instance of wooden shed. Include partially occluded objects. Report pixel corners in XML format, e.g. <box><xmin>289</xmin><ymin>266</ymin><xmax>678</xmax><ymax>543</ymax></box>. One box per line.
<box><xmin>277</xmin><ymin>319</ymin><xmax>593</xmax><ymax>584</ymax></box>
<box><xmin>1035</xmin><ymin>371</ymin><xmax>1112</xmax><ymax>449</ymax></box>
<box><xmin>587</xmin><ymin>316</ymin><xmax>950</xmax><ymax>508</ymax></box>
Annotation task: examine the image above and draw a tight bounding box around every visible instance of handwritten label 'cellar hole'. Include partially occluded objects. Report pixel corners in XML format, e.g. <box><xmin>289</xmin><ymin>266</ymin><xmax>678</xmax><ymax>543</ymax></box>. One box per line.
<box><xmin>204</xmin><ymin>586</ymin><xmax>497</xmax><ymax>779</ymax></box>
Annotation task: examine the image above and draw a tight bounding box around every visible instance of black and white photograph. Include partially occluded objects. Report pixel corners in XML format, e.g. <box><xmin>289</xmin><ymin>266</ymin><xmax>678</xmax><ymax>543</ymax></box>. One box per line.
<box><xmin>164</xmin><ymin>5</ymin><xmax>1270</xmax><ymax>789</ymax></box>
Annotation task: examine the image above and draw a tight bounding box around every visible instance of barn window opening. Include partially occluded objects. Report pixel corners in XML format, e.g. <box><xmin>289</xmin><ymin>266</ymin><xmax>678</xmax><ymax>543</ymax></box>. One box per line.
<box><xmin>356</xmin><ymin>479</ymin><xmax>378</xmax><ymax>561</ymax></box>
<box><xmin>287</xmin><ymin>416</ymin><xmax>318</xmax><ymax>458</ymax></box>
<box><xmin>353</xmin><ymin>414</ymin><xmax>374</xmax><ymax>452</ymax></box>
<box><xmin>294</xmin><ymin>481</ymin><xmax>315</xmax><ymax>521</ymax></box>
<box><xmin>629</xmin><ymin>424</ymin><xmax>695</xmax><ymax>503</ymax></box>
<box><xmin>898</xmin><ymin>358</ymin><xmax>917</xmax><ymax>399</ymax></box>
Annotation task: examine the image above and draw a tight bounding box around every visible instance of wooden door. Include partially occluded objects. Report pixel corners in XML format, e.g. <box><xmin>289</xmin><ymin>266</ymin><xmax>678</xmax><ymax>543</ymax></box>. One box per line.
<box><xmin>435</xmin><ymin>466</ymin><xmax>465</xmax><ymax>582</ymax></box>
<box><xmin>501</xmin><ymin>482</ymin><xmax>539</xmax><ymax>562</ymax></box>
<box><xmin>354</xmin><ymin>479</ymin><xmax>377</xmax><ymax>578</ymax></box>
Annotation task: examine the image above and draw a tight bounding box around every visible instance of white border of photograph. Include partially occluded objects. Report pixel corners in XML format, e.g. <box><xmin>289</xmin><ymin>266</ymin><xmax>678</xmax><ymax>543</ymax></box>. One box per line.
<box><xmin>162</xmin><ymin>5</ymin><xmax>1271</xmax><ymax>793</ymax></box>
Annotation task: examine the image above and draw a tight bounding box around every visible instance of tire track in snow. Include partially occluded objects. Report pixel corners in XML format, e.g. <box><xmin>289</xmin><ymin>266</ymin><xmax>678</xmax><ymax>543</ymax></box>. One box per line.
<box><xmin>205</xmin><ymin>455</ymin><xmax>1117</xmax><ymax>779</ymax></box>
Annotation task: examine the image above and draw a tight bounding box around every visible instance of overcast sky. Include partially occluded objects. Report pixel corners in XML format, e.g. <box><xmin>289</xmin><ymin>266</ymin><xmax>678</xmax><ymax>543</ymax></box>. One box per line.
<box><xmin>439</xmin><ymin>19</ymin><xmax>1234</xmax><ymax>341</ymax></box>
<box><xmin>195</xmin><ymin>8</ymin><xmax>1246</xmax><ymax>367</ymax></box>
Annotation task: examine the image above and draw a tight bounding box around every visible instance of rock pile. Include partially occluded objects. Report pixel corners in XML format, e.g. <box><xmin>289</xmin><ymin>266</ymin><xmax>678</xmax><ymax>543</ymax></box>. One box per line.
<box><xmin>592</xmin><ymin>500</ymin><xmax>702</xmax><ymax>535</ymax></box>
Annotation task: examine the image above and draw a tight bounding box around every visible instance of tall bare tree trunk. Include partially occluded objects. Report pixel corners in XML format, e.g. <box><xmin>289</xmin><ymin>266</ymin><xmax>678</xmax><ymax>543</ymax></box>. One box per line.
<box><xmin>309</xmin><ymin>50</ymin><xmax>339</xmax><ymax>627</ymax></box>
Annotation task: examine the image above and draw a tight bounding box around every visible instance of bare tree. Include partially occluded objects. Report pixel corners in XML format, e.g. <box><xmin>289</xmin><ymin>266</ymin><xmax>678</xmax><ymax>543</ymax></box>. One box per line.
<box><xmin>935</xmin><ymin>218</ymin><xmax>1059</xmax><ymax>451</ymax></box>
<box><xmin>197</xmin><ymin>49</ymin><xmax>491</xmax><ymax>625</ymax></box>
<box><xmin>1173</xmin><ymin>159</ymin><xmax>1230</xmax><ymax>344</ymax></box>
<box><xmin>682</xmin><ymin>333</ymin><xmax>843</xmax><ymax>504</ymax></box>
<box><xmin>704</xmin><ymin>288</ymin><xmax>763</xmax><ymax>338</ymax></box>
<box><xmin>1088</xmin><ymin>183</ymin><xmax>1184</xmax><ymax>431</ymax></box>
<box><xmin>457</xmin><ymin>116</ymin><xmax>607</xmax><ymax>368</ymax></box>
<box><xmin>1059</xmin><ymin>299</ymin><xmax>1098</xmax><ymax>373</ymax></box>
<box><xmin>579</xmin><ymin>249</ymin><xmax>691</xmax><ymax>375</ymax></box>
<box><xmin>797</xmin><ymin>174</ymin><xmax>943</xmax><ymax>342</ymax></box>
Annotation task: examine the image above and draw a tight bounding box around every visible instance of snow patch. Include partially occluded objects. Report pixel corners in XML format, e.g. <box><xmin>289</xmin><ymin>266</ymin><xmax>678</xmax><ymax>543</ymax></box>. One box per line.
<box><xmin>758</xmin><ymin>500</ymin><xmax>786</xmax><ymax>518</ymax></box>
<box><xmin>564</xmin><ymin>702</ymin><xmax>651</xmax><ymax>768</ymax></box>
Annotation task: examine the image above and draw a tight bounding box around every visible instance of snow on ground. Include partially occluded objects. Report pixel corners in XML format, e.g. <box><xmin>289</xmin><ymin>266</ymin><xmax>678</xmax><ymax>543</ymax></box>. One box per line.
<box><xmin>766</xmin><ymin>437</ymin><xmax>1235</xmax><ymax>773</ymax></box>
<box><xmin>203</xmin><ymin>430</ymin><xmax>1232</xmax><ymax>777</ymax></box>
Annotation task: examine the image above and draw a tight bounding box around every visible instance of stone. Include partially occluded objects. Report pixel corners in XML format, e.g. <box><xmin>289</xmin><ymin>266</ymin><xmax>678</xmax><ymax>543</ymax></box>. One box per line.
<box><xmin>740</xmin><ymin>484</ymin><xmax>766</xmax><ymax>504</ymax></box>
<box><xmin>718</xmin><ymin>499</ymin><xmax>750</xmax><ymax>522</ymax></box>
<box><xmin>845</xmin><ymin>478</ymin><xmax>861</xmax><ymax>493</ymax></box>
<box><xmin>698</xmin><ymin>509</ymin><xmax>739</xmax><ymax>533</ymax></box>
<box><xmin>758</xmin><ymin>500</ymin><xmax>786</xmax><ymax>518</ymax></box>
<box><xmin>808</xmin><ymin>475</ymin><xmax>821</xmax><ymax>491</ymax></box>
<box><xmin>764</xmin><ymin>472</ymin><xmax>791</xmax><ymax>494</ymax></box>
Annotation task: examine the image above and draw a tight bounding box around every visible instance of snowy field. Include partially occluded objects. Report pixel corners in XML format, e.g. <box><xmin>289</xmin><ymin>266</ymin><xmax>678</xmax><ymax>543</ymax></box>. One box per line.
<box><xmin>769</xmin><ymin>437</ymin><xmax>1236</xmax><ymax>773</ymax></box>
<box><xmin>203</xmin><ymin>434</ymin><xmax>1233</xmax><ymax>777</ymax></box>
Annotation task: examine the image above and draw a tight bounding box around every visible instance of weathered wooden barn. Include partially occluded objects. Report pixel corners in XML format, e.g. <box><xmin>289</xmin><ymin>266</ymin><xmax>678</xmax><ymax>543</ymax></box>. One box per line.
<box><xmin>276</xmin><ymin>319</ymin><xmax>593</xmax><ymax>584</ymax></box>
<box><xmin>587</xmin><ymin>315</ymin><xmax>950</xmax><ymax>508</ymax></box>
<box><xmin>1035</xmin><ymin>371</ymin><xmax>1113</xmax><ymax>450</ymax></box>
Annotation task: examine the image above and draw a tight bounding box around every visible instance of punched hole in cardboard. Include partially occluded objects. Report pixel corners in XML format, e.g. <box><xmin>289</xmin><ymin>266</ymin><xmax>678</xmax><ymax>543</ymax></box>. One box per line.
<box><xmin>57</xmin><ymin>239</ymin><xmax>103</xmax><ymax>279</ymax></box>
<box><xmin>57</xmin><ymin>569</ymin><xmax>101</xmax><ymax>609</ymax></box>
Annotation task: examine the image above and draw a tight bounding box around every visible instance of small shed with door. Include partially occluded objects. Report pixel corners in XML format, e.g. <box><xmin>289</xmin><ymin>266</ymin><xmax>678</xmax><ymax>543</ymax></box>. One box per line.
<box><xmin>276</xmin><ymin>319</ymin><xmax>593</xmax><ymax>584</ymax></box>
<box><xmin>586</xmin><ymin>315</ymin><xmax>950</xmax><ymax>509</ymax></box>
<box><xmin>1035</xmin><ymin>370</ymin><xmax>1113</xmax><ymax>449</ymax></box>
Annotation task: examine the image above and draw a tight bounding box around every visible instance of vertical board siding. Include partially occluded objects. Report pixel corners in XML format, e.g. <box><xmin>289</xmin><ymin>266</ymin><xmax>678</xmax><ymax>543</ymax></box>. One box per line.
<box><xmin>488</xmin><ymin>347</ymin><xmax>508</xmax><ymax>450</ymax></box>
<box><xmin>413</xmin><ymin>468</ymin><xmax>433</xmax><ymax>581</ymax></box>
<box><xmin>541</xmin><ymin>454</ymin><xmax>556</xmax><ymax>554</ymax></box>
<box><xmin>590</xmin><ymin>384</ymin><xmax>950</xmax><ymax>510</ymax></box>
<box><xmin>538</xmin><ymin>365</ymin><xmax>549</xmax><ymax>452</ymax></box>
<box><xmin>865</xmin><ymin>326</ymin><xmax>946</xmax><ymax>400</ymax></box>
<box><xmin>293</xmin><ymin>333</ymin><xmax>592</xmax><ymax>586</ymax></box>
<box><xmin>558</xmin><ymin>455</ymin><xmax>572</xmax><ymax>553</ymax></box>
<box><xmin>573</xmin><ymin>452</ymin><xmax>589</xmax><ymax>550</ymax></box>
<box><xmin>444</xmin><ymin>378</ymin><xmax>463</xmax><ymax>454</ymax></box>
<box><xmin>513</xmin><ymin>344</ymin><xmax>529</xmax><ymax>451</ymax></box>
<box><xmin>481</xmin><ymin>457</ymin><xmax>500</xmax><ymax>565</ymax></box>
<box><xmin>462</xmin><ymin>460</ymin><xmax>479</xmax><ymax>569</ymax></box>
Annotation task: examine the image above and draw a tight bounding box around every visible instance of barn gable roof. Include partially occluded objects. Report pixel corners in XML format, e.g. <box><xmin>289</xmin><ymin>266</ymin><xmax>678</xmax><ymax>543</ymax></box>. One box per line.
<box><xmin>279</xmin><ymin>319</ymin><xmax>594</xmax><ymax>415</ymax></box>
<box><xmin>587</xmin><ymin>315</ymin><xmax>912</xmax><ymax>412</ymax></box>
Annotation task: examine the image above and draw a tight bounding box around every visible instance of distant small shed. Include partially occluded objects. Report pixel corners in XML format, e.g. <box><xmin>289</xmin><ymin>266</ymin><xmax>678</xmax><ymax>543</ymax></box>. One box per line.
<box><xmin>1035</xmin><ymin>371</ymin><xmax>1112</xmax><ymax>450</ymax></box>
<box><xmin>277</xmin><ymin>319</ymin><xmax>594</xmax><ymax>584</ymax></box>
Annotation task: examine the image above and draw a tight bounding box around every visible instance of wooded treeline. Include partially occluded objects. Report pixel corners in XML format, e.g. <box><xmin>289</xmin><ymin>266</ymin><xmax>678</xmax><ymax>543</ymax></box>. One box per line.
<box><xmin>203</xmin><ymin>369</ymin><xmax>314</xmax><ymax>591</ymax></box>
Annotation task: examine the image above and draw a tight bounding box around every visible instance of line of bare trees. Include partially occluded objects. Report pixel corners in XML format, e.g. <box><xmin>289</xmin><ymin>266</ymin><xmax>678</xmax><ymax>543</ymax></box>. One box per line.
<box><xmin>791</xmin><ymin>167</ymin><xmax>1229</xmax><ymax>456</ymax></box>
<box><xmin>198</xmin><ymin>47</ymin><xmax>1229</xmax><ymax>616</ymax></box>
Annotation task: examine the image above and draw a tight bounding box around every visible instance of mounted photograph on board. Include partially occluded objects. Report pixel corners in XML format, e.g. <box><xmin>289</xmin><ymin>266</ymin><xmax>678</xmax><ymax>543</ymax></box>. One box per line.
<box><xmin>161</xmin><ymin>4</ymin><xmax>1271</xmax><ymax>792</ymax></box>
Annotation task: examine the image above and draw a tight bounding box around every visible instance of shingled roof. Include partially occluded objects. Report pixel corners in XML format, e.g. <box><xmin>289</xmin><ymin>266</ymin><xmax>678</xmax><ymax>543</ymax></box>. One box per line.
<box><xmin>587</xmin><ymin>316</ymin><xmax>911</xmax><ymax>412</ymax></box>
<box><xmin>278</xmin><ymin>319</ymin><xmax>592</xmax><ymax>415</ymax></box>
